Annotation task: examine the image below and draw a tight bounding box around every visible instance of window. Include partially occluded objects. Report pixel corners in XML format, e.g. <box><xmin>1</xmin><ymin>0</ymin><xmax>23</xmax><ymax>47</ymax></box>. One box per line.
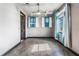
<box><xmin>29</xmin><ymin>16</ymin><xmax>36</xmax><ymax>28</ymax></box>
<box><xmin>44</xmin><ymin>17</ymin><xmax>49</xmax><ymax>27</ymax></box>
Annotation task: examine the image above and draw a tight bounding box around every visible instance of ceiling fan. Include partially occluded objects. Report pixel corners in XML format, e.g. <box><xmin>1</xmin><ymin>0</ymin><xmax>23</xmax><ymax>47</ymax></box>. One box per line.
<box><xmin>23</xmin><ymin>3</ymin><xmax>53</xmax><ymax>16</ymax></box>
<box><xmin>32</xmin><ymin>3</ymin><xmax>46</xmax><ymax>15</ymax></box>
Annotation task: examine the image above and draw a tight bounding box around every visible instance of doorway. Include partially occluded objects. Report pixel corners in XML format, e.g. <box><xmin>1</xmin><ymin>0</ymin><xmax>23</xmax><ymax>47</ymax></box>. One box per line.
<box><xmin>20</xmin><ymin>11</ymin><xmax>26</xmax><ymax>40</ymax></box>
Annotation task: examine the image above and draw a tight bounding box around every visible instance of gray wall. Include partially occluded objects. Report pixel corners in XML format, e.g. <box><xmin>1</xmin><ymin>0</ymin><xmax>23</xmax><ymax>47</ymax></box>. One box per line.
<box><xmin>26</xmin><ymin>16</ymin><xmax>54</xmax><ymax>37</ymax></box>
<box><xmin>71</xmin><ymin>3</ymin><xmax>79</xmax><ymax>54</ymax></box>
<box><xmin>0</xmin><ymin>4</ymin><xmax>20</xmax><ymax>55</ymax></box>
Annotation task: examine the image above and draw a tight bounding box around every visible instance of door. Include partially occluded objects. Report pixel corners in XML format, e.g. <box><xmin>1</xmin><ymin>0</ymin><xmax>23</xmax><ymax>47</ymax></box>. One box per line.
<box><xmin>55</xmin><ymin>9</ymin><xmax>65</xmax><ymax>45</ymax></box>
<box><xmin>20</xmin><ymin>11</ymin><xmax>26</xmax><ymax>40</ymax></box>
<box><xmin>58</xmin><ymin>16</ymin><xmax>64</xmax><ymax>44</ymax></box>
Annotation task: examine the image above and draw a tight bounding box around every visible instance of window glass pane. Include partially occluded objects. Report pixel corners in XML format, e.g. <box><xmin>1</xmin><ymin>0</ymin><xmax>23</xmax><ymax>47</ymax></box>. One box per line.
<box><xmin>30</xmin><ymin>24</ymin><xmax>35</xmax><ymax>27</ymax></box>
<box><xmin>30</xmin><ymin>16</ymin><xmax>36</xmax><ymax>23</ymax></box>
<box><xmin>44</xmin><ymin>17</ymin><xmax>49</xmax><ymax>27</ymax></box>
<box><xmin>59</xmin><ymin>17</ymin><xmax>63</xmax><ymax>31</ymax></box>
<box><xmin>46</xmin><ymin>17</ymin><xmax>49</xmax><ymax>22</ymax></box>
<box><xmin>29</xmin><ymin>16</ymin><xmax>36</xmax><ymax>27</ymax></box>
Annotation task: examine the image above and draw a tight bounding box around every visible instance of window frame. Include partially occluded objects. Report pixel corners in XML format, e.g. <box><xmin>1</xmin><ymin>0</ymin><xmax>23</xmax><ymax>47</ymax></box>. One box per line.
<box><xmin>44</xmin><ymin>16</ymin><xmax>50</xmax><ymax>28</ymax></box>
<box><xmin>28</xmin><ymin>16</ymin><xmax>36</xmax><ymax>28</ymax></box>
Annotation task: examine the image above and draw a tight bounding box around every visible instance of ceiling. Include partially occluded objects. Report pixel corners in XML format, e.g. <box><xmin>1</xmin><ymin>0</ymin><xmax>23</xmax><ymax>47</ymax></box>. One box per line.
<box><xmin>19</xmin><ymin>3</ymin><xmax>63</xmax><ymax>15</ymax></box>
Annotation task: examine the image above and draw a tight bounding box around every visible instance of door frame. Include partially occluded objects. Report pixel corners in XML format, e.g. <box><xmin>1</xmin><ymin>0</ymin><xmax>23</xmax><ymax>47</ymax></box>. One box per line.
<box><xmin>20</xmin><ymin>11</ymin><xmax>26</xmax><ymax>40</ymax></box>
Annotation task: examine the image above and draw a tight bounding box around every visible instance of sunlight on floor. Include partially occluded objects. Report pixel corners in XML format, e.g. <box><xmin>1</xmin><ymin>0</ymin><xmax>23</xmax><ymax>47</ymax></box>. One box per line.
<box><xmin>31</xmin><ymin>44</ymin><xmax>38</xmax><ymax>53</ymax></box>
<box><xmin>31</xmin><ymin>43</ymin><xmax>51</xmax><ymax>53</ymax></box>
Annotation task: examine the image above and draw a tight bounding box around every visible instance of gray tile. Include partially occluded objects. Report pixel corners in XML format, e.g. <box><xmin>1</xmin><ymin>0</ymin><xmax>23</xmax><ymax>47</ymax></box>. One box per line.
<box><xmin>5</xmin><ymin>38</ymin><xmax>76</xmax><ymax>56</ymax></box>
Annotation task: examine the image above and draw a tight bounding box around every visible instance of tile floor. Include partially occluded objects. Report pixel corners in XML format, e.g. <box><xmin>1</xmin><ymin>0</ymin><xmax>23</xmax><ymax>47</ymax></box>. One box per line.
<box><xmin>5</xmin><ymin>38</ymin><xmax>75</xmax><ymax>56</ymax></box>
